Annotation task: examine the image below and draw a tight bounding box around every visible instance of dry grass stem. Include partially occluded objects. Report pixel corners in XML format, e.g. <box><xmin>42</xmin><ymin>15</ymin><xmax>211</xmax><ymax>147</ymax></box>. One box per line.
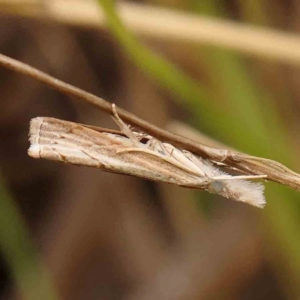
<box><xmin>167</xmin><ymin>121</ymin><xmax>235</xmax><ymax>150</ymax></box>
<box><xmin>0</xmin><ymin>52</ymin><xmax>300</xmax><ymax>193</ymax></box>
<box><xmin>2</xmin><ymin>0</ymin><xmax>300</xmax><ymax>66</ymax></box>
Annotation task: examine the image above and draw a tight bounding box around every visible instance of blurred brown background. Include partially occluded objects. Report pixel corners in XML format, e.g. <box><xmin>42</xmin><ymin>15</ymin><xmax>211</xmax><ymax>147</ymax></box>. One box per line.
<box><xmin>0</xmin><ymin>0</ymin><xmax>300</xmax><ymax>299</ymax></box>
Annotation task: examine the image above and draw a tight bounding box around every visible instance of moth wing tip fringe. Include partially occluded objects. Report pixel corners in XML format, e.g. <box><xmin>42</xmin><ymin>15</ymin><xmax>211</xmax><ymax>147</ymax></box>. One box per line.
<box><xmin>28</xmin><ymin>144</ymin><xmax>41</xmax><ymax>158</ymax></box>
<box><xmin>28</xmin><ymin>117</ymin><xmax>45</xmax><ymax>159</ymax></box>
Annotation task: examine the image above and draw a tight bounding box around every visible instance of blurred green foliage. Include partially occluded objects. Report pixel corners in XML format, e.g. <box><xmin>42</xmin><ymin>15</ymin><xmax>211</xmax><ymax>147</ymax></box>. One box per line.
<box><xmin>0</xmin><ymin>173</ymin><xmax>58</xmax><ymax>300</ymax></box>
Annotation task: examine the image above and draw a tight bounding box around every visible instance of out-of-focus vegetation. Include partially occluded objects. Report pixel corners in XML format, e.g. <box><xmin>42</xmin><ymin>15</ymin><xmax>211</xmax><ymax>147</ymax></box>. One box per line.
<box><xmin>1</xmin><ymin>0</ymin><xmax>300</xmax><ymax>299</ymax></box>
<box><xmin>0</xmin><ymin>175</ymin><xmax>58</xmax><ymax>300</ymax></box>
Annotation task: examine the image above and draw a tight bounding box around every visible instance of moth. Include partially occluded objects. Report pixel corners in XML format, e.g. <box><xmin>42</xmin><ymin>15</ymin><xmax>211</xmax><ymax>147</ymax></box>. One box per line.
<box><xmin>28</xmin><ymin>104</ymin><xmax>266</xmax><ymax>208</ymax></box>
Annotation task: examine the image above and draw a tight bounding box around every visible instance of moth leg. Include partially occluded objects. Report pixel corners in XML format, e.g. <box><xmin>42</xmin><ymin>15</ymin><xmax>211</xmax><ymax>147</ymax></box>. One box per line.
<box><xmin>181</xmin><ymin>150</ymin><xmax>208</xmax><ymax>177</ymax></box>
<box><xmin>144</xmin><ymin>136</ymin><xmax>156</xmax><ymax>150</ymax></box>
<box><xmin>160</xmin><ymin>142</ymin><xmax>173</xmax><ymax>156</ymax></box>
<box><xmin>146</xmin><ymin>138</ymin><xmax>169</xmax><ymax>155</ymax></box>
<box><xmin>111</xmin><ymin>103</ymin><xmax>140</xmax><ymax>147</ymax></box>
<box><xmin>116</xmin><ymin>148</ymin><xmax>200</xmax><ymax>176</ymax></box>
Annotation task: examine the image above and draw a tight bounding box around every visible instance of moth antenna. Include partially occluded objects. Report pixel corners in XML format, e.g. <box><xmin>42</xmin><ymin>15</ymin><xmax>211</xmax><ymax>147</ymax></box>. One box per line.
<box><xmin>156</xmin><ymin>141</ymin><xmax>169</xmax><ymax>156</ymax></box>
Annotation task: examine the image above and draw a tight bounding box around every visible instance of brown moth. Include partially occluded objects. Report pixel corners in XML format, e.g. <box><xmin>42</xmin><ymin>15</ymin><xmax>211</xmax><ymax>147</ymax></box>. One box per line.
<box><xmin>28</xmin><ymin>105</ymin><xmax>266</xmax><ymax>208</ymax></box>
